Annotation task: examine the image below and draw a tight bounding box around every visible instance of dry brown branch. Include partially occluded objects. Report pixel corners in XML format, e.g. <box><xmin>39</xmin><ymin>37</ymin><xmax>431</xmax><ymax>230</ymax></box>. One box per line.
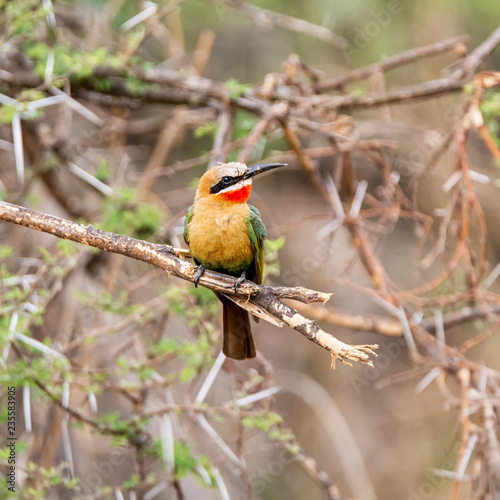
<box><xmin>300</xmin><ymin>302</ymin><xmax>500</xmax><ymax>338</ymax></box>
<box><xmin>315</xmin><ymin>34</ymin><xmax>470</xmax><ymax>92</ymax></box>
<box><xmin>1</xmin><ymin>30</ymin><xmax>488</xmax><ymax>119</ymax></box>
<box><xmin>203</xmin><ymin>0</ymin><xmax>349</xmax><ymax>49</ymax></box>
<box><xmin>0</xmin><ymin>201</ymin><xmax>377</xmax><ymax>366</ymax></box>
<box><xmin>457</xmin><ymin>26</ymin><xmax>500</xmax><ymax>77</ymax></box>
<box><xmin>294</xmin><ymin>303</ymin><xmax>403</xmax><ymax>337</ymax></box>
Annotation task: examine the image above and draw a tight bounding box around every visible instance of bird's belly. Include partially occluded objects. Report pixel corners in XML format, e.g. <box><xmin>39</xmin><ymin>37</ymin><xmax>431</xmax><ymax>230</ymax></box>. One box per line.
<box><xmin>188</xmin><ymin>211</ymin><xmax>254</xmax><ymax>274</ymax></box>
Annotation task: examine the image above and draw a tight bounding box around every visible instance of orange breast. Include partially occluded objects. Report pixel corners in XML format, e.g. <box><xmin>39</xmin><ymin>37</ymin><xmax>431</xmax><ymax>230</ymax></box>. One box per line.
<box><xmin>186</xmin><ymin>198</ymin><xmax>254</xmax><ymax>274</ymax></box>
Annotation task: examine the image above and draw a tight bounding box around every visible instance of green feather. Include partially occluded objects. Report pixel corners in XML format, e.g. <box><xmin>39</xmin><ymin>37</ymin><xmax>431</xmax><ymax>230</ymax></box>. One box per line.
<box><xmin>184</xmin><ymin>204</ymin><xmax>195</xmax><ymax>246</ymax></box>
<box><xmin>246</xmin><ymin>205</ymin><xmax>267</xmax><ymax>284</ymax></box>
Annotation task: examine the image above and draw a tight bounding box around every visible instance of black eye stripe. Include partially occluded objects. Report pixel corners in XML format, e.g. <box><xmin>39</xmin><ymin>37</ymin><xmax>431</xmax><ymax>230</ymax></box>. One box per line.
<box><xmin>210</xmin><ymin>175</ymin><xmax>241</xmax><ymax>194</ymax></box>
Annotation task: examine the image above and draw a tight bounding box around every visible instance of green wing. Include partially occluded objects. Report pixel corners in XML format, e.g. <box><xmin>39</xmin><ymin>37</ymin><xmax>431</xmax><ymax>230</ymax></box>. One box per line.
<box><xmin>246</xmin><ymin>205</ymin><xmax>267</xmax><ymax>284</ymax></box>
<box><xmin>184</xmin><ymin>204</ymin><xmax>195</xmax><ymax>246</ymax></box>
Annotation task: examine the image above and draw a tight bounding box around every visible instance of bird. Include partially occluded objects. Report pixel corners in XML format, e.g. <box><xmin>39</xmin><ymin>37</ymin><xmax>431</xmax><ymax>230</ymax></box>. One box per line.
<box><xmin>184</xmin><ymin>161</ymin><xmax>286</xmax><ymax>360</ymax></box>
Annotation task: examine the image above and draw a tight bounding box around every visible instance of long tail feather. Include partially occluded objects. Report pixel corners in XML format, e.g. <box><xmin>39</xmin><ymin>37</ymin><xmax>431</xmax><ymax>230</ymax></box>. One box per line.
<box><xmin>222</xmin><ymin>300</ymin><xmax>256</xmax><ymax>359</ymax></box>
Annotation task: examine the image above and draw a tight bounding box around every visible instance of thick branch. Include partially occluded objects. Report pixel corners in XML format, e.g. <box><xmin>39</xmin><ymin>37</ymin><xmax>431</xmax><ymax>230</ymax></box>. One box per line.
<box><xmin>0</xmin><ymin>201</ymin><xmax>377</xmax><ymax>366</ymax></box>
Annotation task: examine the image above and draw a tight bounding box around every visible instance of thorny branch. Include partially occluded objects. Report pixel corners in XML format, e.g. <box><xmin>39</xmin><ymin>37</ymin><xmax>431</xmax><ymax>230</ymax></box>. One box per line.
<box><xmin>0</xmin><ymin>201</ymin><xmax>377</xmax><ymax>366</ymax></box>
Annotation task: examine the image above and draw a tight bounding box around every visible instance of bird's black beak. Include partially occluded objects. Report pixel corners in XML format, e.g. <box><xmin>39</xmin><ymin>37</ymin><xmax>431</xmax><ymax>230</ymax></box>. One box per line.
<box><xmin>242</xmin><ymin>163</ymin><xmax>287</xmax><ymax>181</ymax></box>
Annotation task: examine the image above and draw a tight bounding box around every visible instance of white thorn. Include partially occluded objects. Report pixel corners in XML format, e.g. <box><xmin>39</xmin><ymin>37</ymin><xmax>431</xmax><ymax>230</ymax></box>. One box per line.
<box><xmin>349</xmin><ymin>180</ymin><xmax>368</xmax><ymax>218</ymax></box>
<box><xmin>23</xmin><ymin>383</ymin><xmax>32</xmax><ymax>433</ymax></box>
<box><xmin>194</xmin><ymin>351</ymin><xmax>225</xmax><ymax>404</ymax></box>
<box><xmin>121</xmin><ymin>2</ymin><xmax>158</xmax><ymax>31</ymax></box>
<box><xmin>12</xmin><ymin>113</ymin><xmax>25</xmax><ymax>185</ymax></box>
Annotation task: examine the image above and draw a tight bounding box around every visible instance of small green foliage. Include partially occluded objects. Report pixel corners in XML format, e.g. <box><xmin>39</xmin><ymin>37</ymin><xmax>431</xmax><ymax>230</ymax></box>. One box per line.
<box><xmin>38</xmin><ymin>246</ymin><xmax>55</xmax><ymax>265</ymax></box>
<box><xmin>44</xmin><ymin>153</ymin><xmax>59</xmax><ymax>170</ymax></box>
<box><xmin>149</xmin><ymin>337</ymin><xmax>183</xmax><ymax>357</ymax></box>
<box><xmin>480</xmin><ymin>90</ymin><xmax>500</xmax><ymax>148</ymax></box>
<box><xmin>26</xmin><ymin>43</ymin><xmax>124</xmax><ymax>81</ymax></box>
<box><xmin>269</xmin><ymin>426</ymin><xmax>294</xmax><ymax>442</ymax></box>
<box><xmin>349</xmin><ymin>87</ymin><xmax>368</xmax><ymax>98</ymax></box>
<box><xmin>5</xmin><ymin>0</ymin><xmax>46</xmax><ymax>40</ymax></box>
<box><xmin>174</xmin><ymin>440</ymin><xmax>198</xmax><ymax>478</ymax></box>
<box><xmin>194</xmin><ymin>121</ymin><xmax>219</xmax><ymax>139</ymax></box>
<box><xmin>264</xmin><ymin>236</ymin><xmax>285</xmax><ymax>281</ymax></box>
<box><xmin>243</xmin><ymin>413</ymin><xmax>295</xmax><ymax>444</ymax></box>
<box><xmin>242</xmin><ymin>411</ymin><xmax>283</xmax><ymax>432</ymax></box>
<box><xmin>51</xmin><ymin>265</ymin><xmax>66</xmax><ymax>277</ymax></box>
<box><xmin>17</xmin><ymin>89</ymin><xmax>46</xmax><ymax>102</ymax></box>
<box><xmin>95</xmin><ymin>157</ymin><xmax>112</xmax><ymax>182</ymax></box>
<box><xmin>57</xmin><ymin>239</ymin><xmax>80</xmax><ymax>257</ymax></box>
<box><xmin>186</xmin><ymin>286</ymin><xmax>219</xmax><ymax>316</ymax></box>
<box><xmin>179</xmin><ymin>364</ymin><xmax>198</xmax><ymax>383</ymax></box>
<box><xmin>124</xmin><ymin>74</ymin><xmax>150</xmax><ymax>96</ymax></box>
<box><xmin>265</xmin><ymin>235</ymin><xmax>286</xmax><ymax>253</ymax></box>
<box><xmin>178</xmin><ymin>338</ymin><xmax>210</xmax><ymax>383</ymax></box>
<box><xmin>101</xmin><ymin>187</ymin><xmax>162</xmax><ymax>238</ymax></box>
<box><xmin>123</xmin><ymin>473</ymin><xmax>141</xmax><ymax>490</ymax></box>
<box><xmin>123</xmin><ymin>25</ymin><xmax>147</xmax><ymax>54</ymax></box>
<box><xmin>138</xmin><ymin>366</ymin><xmax>156</xmax><ymax>382</ymax></box>
<box><xmin>96</xmin><ymin>290</ymin><xmax>130</xmax><ymax>314</ymax></box>
<box><xmin>233</xmin><ymin>109</ymin><xmax>259</xmax><ymax>140</ymax></box>
<box><xmin>189</xmin><ymin>177</ymin><xmax>201</xmax><ymax>190</ymax></box>
<box><xmin>97</xmin><ymin>486</ymin><xmax>113</xmax><ymax>497</ymax></box>
<box><xmin>146</xmin><ymin>334</ymin><xmax>214</xmax><ymax>384</ymax></box>
<box><xmin>286</xmin><ymin>443</ymin><xmax>301</xmax><ymax>455</ymax></box>
<box><xmin>53</xmin><ymin>357</ymin><xmax>71</xmax><ymax>373</ymax></box>
<box><xmin>92</xmin><ymin>77</ymin><xmax>113</xmax><ymax>93</ymax></box>
<box><xmin>0</xmin><ymin>246</ymin><xmax>14</xmax><ymax>259</ymax></box>
<box><xmin>75</xmin><ymin>288</ymin><xmax>136</xmax><ymax>317</ymax></box>
<box><xmin>3</xmin><ymin>286</ymin><xmax>27</xmax><ymax>302</ymax></box>
<box><xmin>0</xmin><ymin>104</ymin><xmax>18</xmax><ymax>125</ymax></box>
<box><xmin>463</xmin><ymin>82</ymin><xmax>476</xmax><ymax>95</ymax></box>
<box><xmin>112</xmin><ymin>414</ymin><xmax>149</xmax><ymax>441</ymax></box>
<box><xmin>0</xmin><ymin>90</ymin><xmax>44</xmax><ymax>124</ymax></box>
<box><xmin>225</xmin><ymin>78</ymin><xmax>253</xmax><ymax>99</ymax></box>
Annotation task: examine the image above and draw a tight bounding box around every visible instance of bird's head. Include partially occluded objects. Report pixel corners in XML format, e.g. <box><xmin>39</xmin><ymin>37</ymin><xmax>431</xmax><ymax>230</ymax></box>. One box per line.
<box><xmin>195</xmin><ymin>162</ymin><xmax>287</xmax><ymax>203</ymax></box>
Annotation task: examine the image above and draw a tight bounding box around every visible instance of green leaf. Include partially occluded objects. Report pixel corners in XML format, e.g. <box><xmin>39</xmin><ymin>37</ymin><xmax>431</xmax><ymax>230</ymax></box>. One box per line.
<box><xmin>233</xmin><ymin>109</ymin><xmax>258</xmax><ymax>140</ymax></box>
<box><xmin>242</xmin><ymin>412</ymin><xmax>283</xmax><ymax>432</ymax></box>
<box><xmin>225</xmin><ymin>78</ymin><xmax>253</xmax><ymax>99</ymax></box>
<box><xmin>101</xmin><ymin>188</ymin><xmax>162</xmax><ymax>238</ymax></box>
<box><xmin>174</xmin><ymin>440</ymin><xmax>198</xmax><ymax>478</ymax></box>
<box><xmin>480</xmin><ymin>90</ymin><xmax>500</xmax><ymax>149</ymax></box>
<box><xmin>194</xmin><ymin>121</ymin><xmax>219</xmax><ymax>139</ymax></box>
<box><xmin>0</xmin><ymin>246</ymin><xmax>14</xmax><ymax>259</ymax></box>
<box><xmin>57</xmin><ymin>239</ymin><xmax>80</xmax><ymax>257</ymax></box>
<box><xmin>149</xmin><ymin>338</ymin><xmax>182</xmax><ymax>357</ymax></box>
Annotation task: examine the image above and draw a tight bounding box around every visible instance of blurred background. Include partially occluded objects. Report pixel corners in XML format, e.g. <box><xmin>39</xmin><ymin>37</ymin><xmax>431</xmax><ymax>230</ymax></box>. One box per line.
<box><xmin>1</xmin><ymin>1</ymin><xmax>500</xmax><ymax>499</ymax></box>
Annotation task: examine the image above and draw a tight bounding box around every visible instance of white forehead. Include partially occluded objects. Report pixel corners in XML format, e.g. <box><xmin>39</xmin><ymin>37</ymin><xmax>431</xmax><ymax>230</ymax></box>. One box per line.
<box><xmin>218</xmin><ymin>162</ymin><xmax>248</xmax><ymax>177</ymax></box>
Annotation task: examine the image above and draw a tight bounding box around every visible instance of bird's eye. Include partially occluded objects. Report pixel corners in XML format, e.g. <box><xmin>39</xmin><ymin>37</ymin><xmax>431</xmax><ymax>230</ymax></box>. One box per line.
<box><xmin>222</xmin><ymin>176</ymin><xmax>232</xmax><ymax>183</ymax></box>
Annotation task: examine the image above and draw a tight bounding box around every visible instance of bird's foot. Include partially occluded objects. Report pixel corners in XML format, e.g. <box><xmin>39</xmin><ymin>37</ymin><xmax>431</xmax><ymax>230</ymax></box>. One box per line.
<box><xmin>193</xmin><ymin>264</ymin><xmax>205</xmax><ymax>288</ymax></box>
<box><xmin>234</xmin><ymin>271</ymin><xmax>246</xmax><ymax>294</ymax></box>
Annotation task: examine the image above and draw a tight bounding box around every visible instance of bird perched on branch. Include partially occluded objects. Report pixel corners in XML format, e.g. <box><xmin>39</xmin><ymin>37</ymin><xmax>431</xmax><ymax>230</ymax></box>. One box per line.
<box><xmin>184</xmin><ymin>162</ymin><xmax>286</xmax><ymax>360</ymax></box>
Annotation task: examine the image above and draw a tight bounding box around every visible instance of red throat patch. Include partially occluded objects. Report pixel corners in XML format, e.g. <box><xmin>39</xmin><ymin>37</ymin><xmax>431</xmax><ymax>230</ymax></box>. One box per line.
<box><xmin>218</xmin><ymin>184</ymin><xmax>252</xmax><ymax>203</ymax></box>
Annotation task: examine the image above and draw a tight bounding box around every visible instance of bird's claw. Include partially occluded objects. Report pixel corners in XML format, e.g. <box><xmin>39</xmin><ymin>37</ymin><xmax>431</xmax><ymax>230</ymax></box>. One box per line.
<box><xmin>234</xmin><ymin>271</ymin><xmax>246</xmax><ymax>294</ymax></box>
<box><xmin>160</xmin><ymin>245</ymin><xmax>188</xmax><ymax>259</ymax></box>
<box><xmin>194</xmin><ymin>264</ymin><xmax>205</xmax><ymax>288</ymax></box>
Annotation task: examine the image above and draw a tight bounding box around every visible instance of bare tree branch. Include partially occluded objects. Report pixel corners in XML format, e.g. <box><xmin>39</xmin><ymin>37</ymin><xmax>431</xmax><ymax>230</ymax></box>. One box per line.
<box><xmin>314</xmin><ymin>34</ymin><xmax>470</xmax><ymax>92</ymax></box>
<box><xmin>0</xmin><ymin>201</ymin><xmax>377</xmax><ymax>366</ymax></box>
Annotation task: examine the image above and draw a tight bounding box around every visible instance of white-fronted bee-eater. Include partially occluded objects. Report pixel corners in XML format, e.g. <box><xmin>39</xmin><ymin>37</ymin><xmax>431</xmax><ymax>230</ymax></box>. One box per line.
<box><xmin>184</xmin><ymin>162</ymin><xmax>286</xmax><ymax>359</ymax></box>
